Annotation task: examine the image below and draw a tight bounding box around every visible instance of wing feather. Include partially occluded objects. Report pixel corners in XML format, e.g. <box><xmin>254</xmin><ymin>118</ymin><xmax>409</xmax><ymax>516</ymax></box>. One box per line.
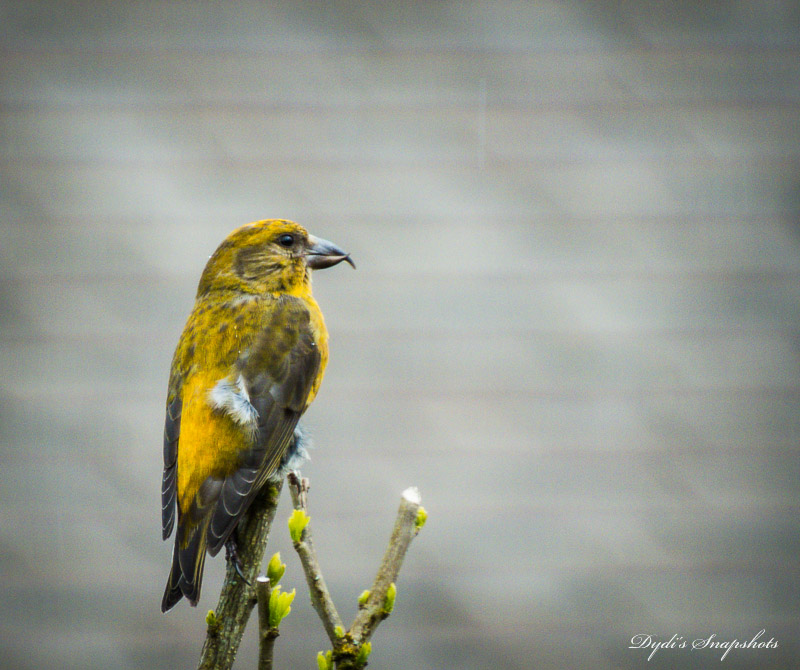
<box><xmin>161</xmin><ymin>395</ymin><xmax>182</xmax><ymax>539</ymax></box>
<box><xmin>205</xmin><ymin>296</ymin><xmax>321</xmax><ymax>555</ymax></box>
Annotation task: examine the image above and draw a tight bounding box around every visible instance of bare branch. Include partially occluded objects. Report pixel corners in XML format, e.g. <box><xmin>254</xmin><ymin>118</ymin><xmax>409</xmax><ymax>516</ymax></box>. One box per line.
<box><xmin>197</xmin><ymin>479</ymin><xmax>283</xmax><ymax>670</ymax></box>
<box><xmin>256</xmin><ymin>576</ymin><xmax>278</xmax><ymax>670</ymax></box>
<box><xmin>288</xmin><ymin>475</ymin><xmax>424</xmax><ymax>669</ymax></box>
<box><xmin>348</xmin><ymin>487</ymin><xmax>422</xmax><ymax>645</ymax></box>
<box><xmin>286</xmin><ymin>472</ymin><xmax>345</xmax><ymax>642</ymax></box>
<box><xmin>193</xmin><ymin>466</ymin><xmax>424</xmax><ymax>670</ymax></box>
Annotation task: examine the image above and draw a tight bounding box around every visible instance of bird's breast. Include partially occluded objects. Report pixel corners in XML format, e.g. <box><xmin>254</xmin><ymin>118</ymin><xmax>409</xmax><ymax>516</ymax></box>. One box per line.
<box><xmin>299</xmin><ymin>293</ymin><xmax>329</xmax><ymax>404</ymax></box>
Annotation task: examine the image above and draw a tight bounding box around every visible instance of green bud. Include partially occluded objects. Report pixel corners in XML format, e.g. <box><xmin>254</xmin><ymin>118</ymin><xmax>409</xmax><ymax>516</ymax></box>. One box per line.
<box><xmin>415</xmin><ymin>506</ymin><xmax>428</xmax><ymax>530</ymax></box>
<box><xmin>316</xmin><ymin>650</ymin><xmax>333</xmax><ymax>670</ymax></box>
<box><xmin>382</xmin><ymin>582</ymin><xmax>397</xmax><ymax>614</ymax></box>
<box><xmin>205</xmin><ymin>610</ymin><xmax>217</xmax><ymax>626</ymax></box>
<box><xmin>357</xmin><ymin>589</ymin><xmax>371</xmax><ymax>606</ymax></box>
<box><xmin>267</xmin><ymin>552</ymin><xmax>286</xmax><ymax>585</ymax></box>
<box><xmin>334</xmin><ymin>625</ymin><xmax>345</xmax><ymax>638</ymax></box>
<box><xmin>355</xmin><ymin>641</ymin><xmax>372</xmax><ymax>664</ymax></box>
<box><xmin>268</xmin><ymin>586</ymin><xmax>296</xmax><ymax>628</ymax></box>
<box><xmin>288</xmin><ymin>508</ymin><xmax>311</xmax><ymax>542</ymax></box>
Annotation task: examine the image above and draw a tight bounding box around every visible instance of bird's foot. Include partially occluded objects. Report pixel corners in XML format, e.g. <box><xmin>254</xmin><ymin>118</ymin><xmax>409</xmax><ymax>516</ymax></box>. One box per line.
<box><xmin>225</xmin><ymin>536</ymin><xmax>250</xmax><ymax>585</ymax></box>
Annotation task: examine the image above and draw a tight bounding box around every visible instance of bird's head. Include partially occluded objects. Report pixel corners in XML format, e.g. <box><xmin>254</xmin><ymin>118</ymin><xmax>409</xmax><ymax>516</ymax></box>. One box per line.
<box><xmin>196</xmin><ymin>219</ymin><xmax>354</xmax><ymax>296</ymax></box>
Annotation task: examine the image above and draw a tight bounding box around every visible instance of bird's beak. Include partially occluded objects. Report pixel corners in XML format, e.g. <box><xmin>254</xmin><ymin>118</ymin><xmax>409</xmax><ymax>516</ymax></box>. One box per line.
<box><xmin>306</xmin><ymin>235</ymin><xmax>356</xmax><ymax>270</ymax></box>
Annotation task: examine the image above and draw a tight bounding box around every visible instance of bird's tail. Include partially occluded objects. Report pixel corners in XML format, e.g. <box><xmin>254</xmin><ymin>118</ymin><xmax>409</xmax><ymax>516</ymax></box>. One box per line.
<box><xmin>161</xmin><ymin>520</ymin><xmax>209</xmax><ymax>612</ymax></box>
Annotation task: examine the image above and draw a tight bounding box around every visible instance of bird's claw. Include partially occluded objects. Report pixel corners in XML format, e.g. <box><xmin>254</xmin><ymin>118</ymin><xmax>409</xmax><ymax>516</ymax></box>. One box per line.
<box><xmin>225</xmin><ymin>537</ymin><xmax>250</xmax><ymax>585</ymax></box>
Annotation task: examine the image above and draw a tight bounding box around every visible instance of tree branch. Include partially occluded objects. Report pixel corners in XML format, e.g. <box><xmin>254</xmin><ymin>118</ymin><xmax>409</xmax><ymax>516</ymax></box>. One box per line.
<box><xmin>287</xmin><ymin>474</ymin><xmax>424</xmax><ymax>669</ymax></box>
<box><xmin>197</xmin><ymin>479</ymin><xmax>283</xmax><ymax>670</ymax></box>
<box><xmin>286</xmin><ymin>472</ymin><xmax>345</xmax><ymax>642</ymax></box>
<box><xmin>348</xmin><ymin>486</ymin><xmax>422</xmax><ymax>645</ymax></box>
<box><xmin>256</xmin><ymin>576</ymin><xmax>278</xmax><ymax>670</ymax></box>
<box><xmin>193</xmin><ymin>472</ymin><xmax>424</xmax><ymax>670</ymax></box>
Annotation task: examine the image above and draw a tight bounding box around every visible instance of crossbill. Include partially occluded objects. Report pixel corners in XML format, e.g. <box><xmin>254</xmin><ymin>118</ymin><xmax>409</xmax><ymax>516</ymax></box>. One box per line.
<box><xmin>161</xmin><ymin>219</ymin><xmax>353</xmax><ymax>612</ymax></box>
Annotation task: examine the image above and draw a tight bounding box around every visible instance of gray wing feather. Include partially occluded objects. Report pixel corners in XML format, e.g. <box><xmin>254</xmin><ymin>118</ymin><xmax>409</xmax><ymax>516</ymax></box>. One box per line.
<box><xmin>161</xmin><ymin>395</ymin><xmax>182</xmax><ymax>539</ymax></box>
<box><xmin>205</xmin><ymin>297</ymin><xmax>321</xmax><ymax>556</ymax></box>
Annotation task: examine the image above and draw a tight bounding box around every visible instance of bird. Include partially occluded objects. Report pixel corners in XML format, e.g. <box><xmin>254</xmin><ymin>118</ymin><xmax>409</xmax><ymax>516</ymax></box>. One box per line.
<box><xmin>160</xmin><ymin>219</ymin><xmax>354</xmax><ymax>612</ymax></box>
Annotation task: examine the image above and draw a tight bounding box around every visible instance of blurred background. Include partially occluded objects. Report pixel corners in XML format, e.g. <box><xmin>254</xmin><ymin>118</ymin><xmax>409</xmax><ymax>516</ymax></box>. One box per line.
<box><xmin>1</xmin><ymin>2</ymin><xmax>799</xmax><ymax>669</ymax></box>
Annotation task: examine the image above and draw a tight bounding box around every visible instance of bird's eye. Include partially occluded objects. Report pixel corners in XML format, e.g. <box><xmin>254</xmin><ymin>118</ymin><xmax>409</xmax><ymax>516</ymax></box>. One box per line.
<box><xmin>278</xmin><ymin>234</ymin><xmax>295</xmax><ymax>248</ymax></box>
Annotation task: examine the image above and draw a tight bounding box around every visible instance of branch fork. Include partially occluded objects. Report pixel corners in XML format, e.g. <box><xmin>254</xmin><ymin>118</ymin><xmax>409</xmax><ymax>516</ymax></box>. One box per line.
<box><xmin>287</xmin><ymin>473</ymin><xmax>424</xmax><ymax>669</ymax></box>
<box><xmin>195</xmin><ymin>472</ymin><xmax>425</xmax><ymax>670</ymax></box>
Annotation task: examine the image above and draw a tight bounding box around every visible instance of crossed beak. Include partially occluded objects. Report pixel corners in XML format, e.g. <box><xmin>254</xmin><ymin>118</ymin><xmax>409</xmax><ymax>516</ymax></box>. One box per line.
<box><xmin>306</xmin><ymin>235</ymin><xmax>356</xmax><ymax>270</ymax></box>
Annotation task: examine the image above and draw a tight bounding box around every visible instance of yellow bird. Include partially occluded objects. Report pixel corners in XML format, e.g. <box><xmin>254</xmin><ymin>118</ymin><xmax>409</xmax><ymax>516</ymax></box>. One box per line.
<box><xmin>161</xmin><ymin>219</ymin><xmax>353</xmax><ymax>612</ymax></box>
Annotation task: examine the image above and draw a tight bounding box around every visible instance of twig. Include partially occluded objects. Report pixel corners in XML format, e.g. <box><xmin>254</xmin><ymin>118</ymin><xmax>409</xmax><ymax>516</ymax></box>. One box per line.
<box><xmin>286</xmin><ymin>472</ymin><xmax>345</xmax><ymax>642</ymax></box>
<box><xmin>348</xmin><ymin>486</ymin><xmax>422</xmax><ymax>645</ymax></box>
<box><xmin>287</xmin><ymin>474</ymin><xmax>424</xmax><ymax>669</ymax></box>
<box><xmin>256</xmin><ymin>576</ymin><xmax>278</xmax><ymax>670</ymax></box>
<box><xmin>197</xmin><ymin>479</ymin><xmax>283</xmax><ymax>670</ymax></box>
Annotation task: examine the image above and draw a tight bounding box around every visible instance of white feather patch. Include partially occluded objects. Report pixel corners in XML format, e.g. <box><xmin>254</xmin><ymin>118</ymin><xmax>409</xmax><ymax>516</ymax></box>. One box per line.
<box><xmin>208</xmin><ymin>374</ymin><xmax>259</xmax><ymax>432</ymax></box>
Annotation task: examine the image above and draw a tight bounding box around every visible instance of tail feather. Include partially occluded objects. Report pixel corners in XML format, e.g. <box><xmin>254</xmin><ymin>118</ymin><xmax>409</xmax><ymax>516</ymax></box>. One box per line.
<box><xmin>161</xmin><ymin>520</ymin><xmax>208</xmax><ymax>612</ymax></box>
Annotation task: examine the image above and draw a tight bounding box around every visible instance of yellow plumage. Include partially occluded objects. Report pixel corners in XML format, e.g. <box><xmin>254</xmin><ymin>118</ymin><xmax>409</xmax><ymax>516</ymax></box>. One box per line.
<box><xmin>161</xmin><ymin>219</ymin><xmax>352</xmax><ymax>612</ymax></box>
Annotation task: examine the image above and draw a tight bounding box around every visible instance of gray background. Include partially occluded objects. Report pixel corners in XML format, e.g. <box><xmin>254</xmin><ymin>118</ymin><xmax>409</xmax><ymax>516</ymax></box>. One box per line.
<box><xmin>1</xmin><ymin>2</ymin><xmax>799</xmax><ymax>669</ymax></box>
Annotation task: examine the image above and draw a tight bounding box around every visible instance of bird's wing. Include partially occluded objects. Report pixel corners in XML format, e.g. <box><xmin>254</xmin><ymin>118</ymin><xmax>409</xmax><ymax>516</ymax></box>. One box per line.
<box><xmin>161</xmin><ymin>385</ymin><xmax>182</xmax><ymax>540</ymax></box>
<box><xmin>205</xmin><ymin>295</ymin><xmax>322</xmax><ymax>555</ymax></box>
